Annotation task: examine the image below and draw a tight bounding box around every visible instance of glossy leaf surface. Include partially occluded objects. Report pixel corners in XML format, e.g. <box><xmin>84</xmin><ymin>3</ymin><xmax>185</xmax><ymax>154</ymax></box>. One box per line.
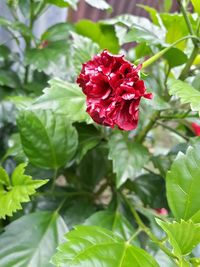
<box><xmin>52</xmin><ymin>225</ymin><xmax>159</xmax><ymax>267</ymax></box>
<box><xmin>17</xmin><ymin>109</ymin><xmax>78</xmax><ymax>168</ymax></box>
<box><xmin>0</xmin><ymin>211</ymin><xmax>68</xmax><ymax>267</ymax></box>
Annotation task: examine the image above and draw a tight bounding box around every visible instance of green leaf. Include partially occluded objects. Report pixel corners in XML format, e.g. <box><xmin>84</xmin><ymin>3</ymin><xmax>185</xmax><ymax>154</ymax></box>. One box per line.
<box><xmin>123</xmin><ymin>25</ymin><xmax>162</xmax><ymax>45</ymax></box>
<box><xmin>76</xmin><ymin>145</ymin><xmax>110</xmax><ymax>190</ymax></box>
<box><xmin>75</xmin><ymin>20</ymin><xmax>119</xmax><ymax>53</ymax></box>
<box><xmin>25</xmin><ymin>41</ymin><xmax>70</xmax><ymax>77</ymax></box>
<box><xmin>160</xmin><ymin>13</ymin><xmax>196</xmax><ymax>50</ymax></box>
<box><xmin>166</xmin><ymin>144</ymin><xmax>200</xmax><ymax>221</ymax></box>
<box><xmin>163</xmin><ymin>0</ymin><xmax>173</xmax><ymax>12</ymax></box>
<box><xmin>0</xmin><ymin>211</ymin><xmax>68</xmax><ymax>267</ymax></box>
<box><xmin>191</xmin><ymin>0</ymin><xmax>200</xmax><ymax>15</ymax></box>
<box><xmin>0</xmin><ymin>45</ymin><xmax>11</xmax><ymax>62</ymax></box>
<box><xmin>192</xmin><ymin>74</ymin><xmax>200</xmax><ymax>91</ymax></box>
<box><xmin>0</xmin><ymin>101</ymin><xmax>16</xmax><ymax>127</ymax></box>
<box><xmin>70</xmin><ymin>32</ymin><xmax>100</xmax><ymax>75</ymax></box>
<box><xmin>0</xmin><ymin>16</ymin><xmax>34</xmax><ymax>39</ymax></box>
<box><xmin>61</xmin><ymin>196</ymin><xmax>97</xmax><ymax>228</ymax></box>
<box><xmin>164</xmin><ymin>47</ymin><xmax>188</xmax><ymax>68</ymax></box>
<box><xmin>3</xmin><ymin>133</ymin><xmax>26</xmax><ymax>162</ymax></box>
<box><xmin>85</xmin><ymin>210</ymin><xmax>136</xmax><ymax>241</ymax></box>
<box><xmin>46</xmin><ymin>0</ymin><xmax>78</xmax><ymax>9</ymax></box>
<box><xmin>168</xmin><ymin>79</ymin><xmax>200</xmax><ymax>115</ymax></box>
<box><xmin>101</xmin><ymin>14</ymin><xmax>164</xmax><ymax>46</ymax></box>
<box><xmin>108</xmin><ymin>132</ymin><xmax>149</xmax><ymax>188</ymax></box>
<box><xmin>85</xmin><ymin>0</ymin><xmax>111</xmax><ymax>10</ymax></box>
<box><xmin>0</xmin><ymin>70</ymin><xmax>21</xmax><ymax>88</ymax></box>
<box><xmin>0</xmin><ymin>166</ymin><xmax>10</xmax><ymax>186</ymax></box>
<box><xmin>190</xmin><ymin>257</ymin><xmax>200</xmax><ymax>267</ymax></box>
<box><xmin>137</xmin><ymin>4</ymin><xmax>159</xmax><ymax>25</ymax></box>
<box><xmin>125</xmin><ymin>173</ymin><xmax>167</xmax><ymax>208</ymax></box>
<box><xmin>52</xmin><ymin>225</ymin><xmax>159</xmax><ymax>267</ymax></box>
<box><xmin>0</xmin><ymin>163</ymin><xmax>48</xmax><ymax>219</ymax></box>
<box><xmin>156</xmin><ymin>219</ymin><xmax>200</xmax><ymax>255</ymax></box>
<box><xmin>75</xmin><ymin>124</ymin><xmax>101</xmax><ymax>163</ymax></box>
<box><xmin>32</xmin><ymin>78</ymin><xmax>91</xmax><ymax>123</ymax></box>
<box><xmin>17</xmin><ymin>109</ymin><xmax>78</xmax><ymax>169</ymax></box>
<box><xmin>41</xmin><ymin>22</ymin><xmax>74</xmax><ymax>42</ymax></box>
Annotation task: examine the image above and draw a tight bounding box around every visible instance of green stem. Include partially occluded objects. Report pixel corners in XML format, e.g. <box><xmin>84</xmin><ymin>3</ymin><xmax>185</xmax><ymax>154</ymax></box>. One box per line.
<box><xmin>160</xmin><ymin>114</ymin><xmax>197</xmax><ymax>120</ymax></box>
<box><xmin>142</xmin><ymin>35</ymin><xmax>199</xmax><ymax>70</ymax></box>
<box><xmin>177</xmin><ymin>0</ymin><xmax>200</xmax><ymax>81</ymax></box>
<box><xmin>156</xmin><ymin>121</ymin><xmax>189</xmax><ymax>141</ymax></box>
<box><xmin>51</xmin><ymin>169</ymin><xmax>58</xmax><ymax>192</ymax></box>
<box><xmin>120</xmin><ymin>193</ymin><xmax>179</xmax><ymax>264</ymax></box>
<box><xmin>179</xmin><ymin>45</ymin><xmax>199</xmax><ymax>80</ymax></box>
<box><xmin>177</xmin><ymin>0</ymin><xmax>195</xmax><ymax>40</ymax></box>
<box><xmin>24</xmin><ymin>0</ymin><xmax>35</xmax><ymax>85</ymax></box>
<box><xmin>94</xmin><ymin>181</ymin><xmax>109</xmax><ymax>197</ymax></box>
<box><xmin>135</xmin><ymin>110</ymin><xmax>160</xmax><ymax>143</ymax></box>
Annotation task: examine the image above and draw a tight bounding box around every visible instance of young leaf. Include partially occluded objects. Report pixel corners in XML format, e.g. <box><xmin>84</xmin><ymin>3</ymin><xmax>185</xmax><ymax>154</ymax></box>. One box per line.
<box><xmin>156</xmin><ymin>219</ymin><xmax>200</xmax><ymax>256</ymax></box>
<box><xmin>0</xmin><ymin>166</ymin><xmax>10</xmax><ymax>186</ymax></box>
<box><xmin>0</xmin><ymin>211</ymin><xmax>68</xmax><ymax>267</ymax></box>
<box><xmin>166</xmin><ymin>144</ymin><xmax>200</xmax><ymax>221</ymax></box>
<box><xmin>108</xmin><ymin>132</ymin><xmax>149</xmax><ymax>187</ymax></box>
<box><xmin>32</xmin><ymin>79</ymin><xmax>91</xmax><ymax>123</ymax></box>
<box><xmin>17</xmin><ymin>109</ymin><xmax>78</xmax><ymax>169</ymax></box>
<box><xmin>85</xmin><ymin>210</ymin><xmax>136</xmax><ymax>241</ymax></box>
<box><xmin>0</xmin><ymin>163</ymin><xmax>48</xmax><ymax>219</ymax></box>
<box><xmin>168</xmin><ymin>79</ymin><xmax>200</xmax><ymax>115</ymax></box>
<box><xmin>52</xmin><ymin>225</ymin><xmax>159</xmax><ymax>267</ymax></box>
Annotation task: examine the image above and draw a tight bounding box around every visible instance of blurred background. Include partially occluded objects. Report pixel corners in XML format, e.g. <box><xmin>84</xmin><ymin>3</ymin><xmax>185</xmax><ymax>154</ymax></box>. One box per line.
<box><xmin>0</xmin><ymin>0</ymin><xmax>180</xmax><ymax>50</ymax></box>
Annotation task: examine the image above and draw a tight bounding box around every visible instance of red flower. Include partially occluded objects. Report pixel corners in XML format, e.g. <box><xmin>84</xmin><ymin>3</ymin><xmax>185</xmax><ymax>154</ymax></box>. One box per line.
<box><xmin>155</xmin><ymin>208</ymin><xmax>168</xmax><ymax>216</ymax></box>
<box><xmin>77</xmin><ymin>50</ymin><xmax>152</xmax><ymax>131</ymax></box>
<box><xmin>192</xmin><ymin>122</ymin><xmax>200</xmax><ymax>136</ymax></box>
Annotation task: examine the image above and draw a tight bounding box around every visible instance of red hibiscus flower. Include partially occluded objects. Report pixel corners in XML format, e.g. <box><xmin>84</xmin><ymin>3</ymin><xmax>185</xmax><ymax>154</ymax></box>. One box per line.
<box><xmin>77</xmin><ymin>50</ymin><xmax>152</xmax><ymax>131</ymax></box>
<box><xmin>192</xmin><ymin>122</ymin><xmax>200</xmax><ymax>136</ymax></box>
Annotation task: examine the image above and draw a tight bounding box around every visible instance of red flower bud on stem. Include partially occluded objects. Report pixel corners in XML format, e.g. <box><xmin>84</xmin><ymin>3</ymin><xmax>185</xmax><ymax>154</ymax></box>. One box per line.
<box><xmin>77</xmin><ymin>50</ymin><xmax>152</xmax><ymax>131</ymax></box>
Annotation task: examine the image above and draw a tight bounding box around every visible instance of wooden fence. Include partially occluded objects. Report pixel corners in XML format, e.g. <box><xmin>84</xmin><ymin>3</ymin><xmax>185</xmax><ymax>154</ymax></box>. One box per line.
<box><xmin>68</xmin><ymin>0</ymin><xmax>179</xmax><ymax>22</ymax></box>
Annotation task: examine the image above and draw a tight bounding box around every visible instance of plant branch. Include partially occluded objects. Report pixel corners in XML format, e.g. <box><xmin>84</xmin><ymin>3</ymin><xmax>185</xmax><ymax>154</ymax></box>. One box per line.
<box><xmin>135</xmin><ymin>110</ymin><xmax>160</xmax><ymax>143</ymax></box>
<box><xmin>179</xmin><ymin>45</ymin><xmax>199</xmax><ymax>80</ymax></box>
<box><xmin>120</xmin><ymin>193</ymin><xmax>179</xmax><ymax>263</ymax></box>
<box><xmin>94</xmin><ymin>181</ymin><xmax>110</xmax><ymax>197</ymax></box>
<box><xmin>156</xmin><ymin>121</ymin><xmax>189</xmax><ymax>141</ymax></box>
<box><xmin>177</xmin><ymin>0</ymin><xmax>200</xmax><ymax>81</ymax></box>
<box><xmin>142</xmin><ymin>35</ymin><xmax>199</xmax><ymax>69</ymax></box>
<box><xmin>177</xmin><ymin>0</ymin><xmax>195</xmax><ymax>40</ymax></box>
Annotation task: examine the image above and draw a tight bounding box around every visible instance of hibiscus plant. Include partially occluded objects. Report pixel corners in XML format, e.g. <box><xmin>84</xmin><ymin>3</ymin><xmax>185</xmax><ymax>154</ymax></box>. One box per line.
<box><xmin>0</xmin><ymin>0</ymin><xmax>200</xmax><ymax>266</ymax></box>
